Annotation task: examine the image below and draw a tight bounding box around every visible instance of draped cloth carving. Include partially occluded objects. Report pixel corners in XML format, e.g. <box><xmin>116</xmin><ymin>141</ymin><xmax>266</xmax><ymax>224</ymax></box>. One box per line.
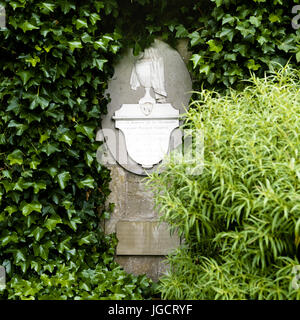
<box><xmin>130</xmin><ymin>47</ymin><xmax>167</xmax><ymax>104</ymax></box>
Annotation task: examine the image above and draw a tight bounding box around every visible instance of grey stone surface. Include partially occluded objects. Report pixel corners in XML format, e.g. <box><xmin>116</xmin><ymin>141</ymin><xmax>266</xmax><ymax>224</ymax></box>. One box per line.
<box><xmin>104</xmin><ymin>165</ymin><xmax>180</xmax><ymax>281</ymax></box>
<box><xmin>116</xmin><ymin>221</ymin><xmax>180</xmax><ymax>255</ymax></box>
<box><xmin>104</xmin><ymin>166</ymin><xmax>157</xmax><ymax>235</ymax></box>
<box><xmin>175</xmin><ymin>38</ymin><xmax>193</xmax><ymax>65</ymax></box>
<box><xmin>115</xmin><ymin>256</ymin><xmax>168</xmax><ymax>282</ymax></box>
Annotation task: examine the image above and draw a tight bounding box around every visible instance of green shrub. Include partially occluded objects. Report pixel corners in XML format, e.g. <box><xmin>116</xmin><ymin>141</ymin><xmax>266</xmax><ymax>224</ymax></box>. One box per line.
<box><xmin>187</xmin><ymin>0</ymin><xmax>300</xmax><ymax>91</ymax></box>
<box><xmin>148</xmin><ymin>66</ymin><xmax>300</xmax><ymax>299</ymax></box>
<box><xmin>0</xmin><ymin>0</ymin><xmax>153</xmax><ymax>300</ymax></box>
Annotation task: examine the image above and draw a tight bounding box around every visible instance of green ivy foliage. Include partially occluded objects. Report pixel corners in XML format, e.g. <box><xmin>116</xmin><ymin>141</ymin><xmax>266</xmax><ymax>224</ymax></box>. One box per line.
<box><xmin>0</xmin><ymin>0</ymin><xmax>154</xmax><ymax>299</ymax></box>
<box><xmin>148</xmin><ymin>67</ymin><xmax>300</xmax><ymax>299</ymax></box>
<box><xmin>187</xmin><ymin>0</ymin><xmax>300</xmax><ymax>90</ymax></box>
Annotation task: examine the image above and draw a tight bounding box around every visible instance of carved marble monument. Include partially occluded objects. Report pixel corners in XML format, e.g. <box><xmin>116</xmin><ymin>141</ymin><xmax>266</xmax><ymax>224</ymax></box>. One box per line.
<box><xmin>97</xmin><ymin>39</ymin><xmax>192</xmax><ymax>280</ymax></box>
<box><xmin>112</xmin><ymin>44</ymin><xmax>180</xmax><ymax>170</ymax></box>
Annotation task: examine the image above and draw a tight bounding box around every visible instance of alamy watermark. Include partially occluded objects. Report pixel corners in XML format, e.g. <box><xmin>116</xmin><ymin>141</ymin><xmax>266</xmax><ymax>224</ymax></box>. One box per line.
<box><xmin>96</xmin><ymin>128</ymin><xmax>204</xmax><ymax>176</ymax></box>
<box><xmin>292</xmin><ymin>5</ymin><xmax>300</xmax><ymax>30</ymax></box>
<box><xmin>0</xmin><ymin>266</ymin><xmax>6</xmax><ymax>290</ymax></box>
<box><xmin>292</xmin><ymin>265</ymin><xmax>300</xmax><ymax>290</ymax></box>
<box><xmin>0</xmin><ymin>4</ymin><xmax>6</xmax><ymax>30</ymax></box>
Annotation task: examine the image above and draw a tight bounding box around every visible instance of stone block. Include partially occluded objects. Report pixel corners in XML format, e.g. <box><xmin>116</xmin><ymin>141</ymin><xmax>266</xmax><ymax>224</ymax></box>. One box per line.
<box><xmin>116</xmin><ymin>221</ymin><xmax>180</xmax><ymax>255</ymax></box>
<box><xmin>115</xmin><ymin>256</ymin><xmax>168</xmax><ymax>282</ymax></box>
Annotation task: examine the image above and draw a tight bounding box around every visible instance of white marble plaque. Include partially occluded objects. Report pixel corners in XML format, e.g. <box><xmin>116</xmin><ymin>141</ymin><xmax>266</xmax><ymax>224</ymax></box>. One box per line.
<box><xmin>113</xmin><ymin>103</ymin><xmax>179</xmax><ymax>168</ymax></box>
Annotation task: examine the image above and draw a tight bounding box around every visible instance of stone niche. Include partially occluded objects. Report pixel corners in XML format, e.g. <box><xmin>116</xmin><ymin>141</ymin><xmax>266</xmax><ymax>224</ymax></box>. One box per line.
<box><xmin>96</xmin><ymin>39</ymin><xmax>192</xmax><ymax>281</ymax></box>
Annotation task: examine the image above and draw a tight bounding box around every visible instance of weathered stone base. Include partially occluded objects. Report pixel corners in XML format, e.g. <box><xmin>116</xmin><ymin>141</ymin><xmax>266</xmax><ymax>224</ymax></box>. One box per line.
<box><xmin>104</xmin><ymin>165</ymin><xmax>180</xmax><ymax>281</ymax></box>
<box><xmin>115</xmin><ymin>256</ymin><xmax>169</xmax><ymax>282</ymax></box>
<box><xmin>116</xmin><ymin>221</ymin><xmax>180</xmax><ymax>255</ymax></box>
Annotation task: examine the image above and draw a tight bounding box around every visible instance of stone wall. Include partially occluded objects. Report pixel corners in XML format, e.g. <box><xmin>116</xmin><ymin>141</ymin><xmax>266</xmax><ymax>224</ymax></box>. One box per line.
<box><xmin>97</xmin><ymin>39</ymin><xmax>192</xmax><ymax>282</ymax></box>
<box><xmin>104</xmin><ymin>165</ymin><xmax>180</xmax><ymax>282</ymax></box>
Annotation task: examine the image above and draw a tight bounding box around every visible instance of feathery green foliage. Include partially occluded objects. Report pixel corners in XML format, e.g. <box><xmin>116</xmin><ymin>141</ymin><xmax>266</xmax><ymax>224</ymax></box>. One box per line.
<box><xmin>148</xmin><ymin>67</ymin><xmax>300</xmax><ymax>299</ymax></box>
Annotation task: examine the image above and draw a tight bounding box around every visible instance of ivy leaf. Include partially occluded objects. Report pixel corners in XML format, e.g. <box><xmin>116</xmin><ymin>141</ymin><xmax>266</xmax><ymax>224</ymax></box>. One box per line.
<box><xmin>236</xmin><ymin>22</ymin><xmax>255</xmax><ymax>37</ymax></box>
<box><xmin>247</xmin><ymin>59</ymin><xmax>261</xmax><ymax>71</ymax></box>
<box><xmin>224</xmin><ymin>53</ymin><xmax>237</xmax><ymax>61</ymax></box>
<box><xmin>59</xmin><ymin>133</ymin><xmax>73</xmax><ymax>146</ymax></box>
<box><xmin>67</xmin><ymin>217</ymin><xmax>82</xmax><ymax>231</ymax></box>
<box><xmin>33</xmin><ymin>182</ymin><xmax>47</xmax><ymax>194</ymax></box>
<box><xmin>7</xmin><ymin>149</ymin><xmax>24</xmax><ymax>165</ymax></box>
<box><xmin>249</xmin><ymin>16</ymin><xmax>261</xmax><ymax>27</ymax></box>
<box><xmin>77</xmin><ymin>176</ymin><xmax>95</xmax><ymax>189</ymax></box>
<box><xmin>41</xmin><ymin>143</ymin><xmax>61</xmax><ymax>156</ymax></box>
<box><xmin>9</xmin><ymin>2</ymin><xmax>26</xmax><ymax>9</ymax></box>
<box><xmin>7</xmin><ymin>120</ymin><xmax>28</xmax><ymax>135</ymax></box>
<box><xmin>75</xmin><ymin>124</ymin><xmax>95</xmax><ymax>140</ymax></box>
<box><xmin>78</xmin><ymin>234</ymin><xmax>93</xmax><ymax>246</ymax></box>
<box><xmin>222</xmin><ymin>14</ymin><xmax>235</xmax><ymax>25</ymax></box>
<box><xmin>39</xmin><ymin>131</ymin><xmax>51</xmax><ymax>144</ymax></box>
<box><xmin>43</xmin><ymin>167</ymin><xmax>58</xmax><ymax>178</ymax></box>
<box><xmin>93</xmin><ymin>58</ymin><xmax>108</xmax><ymax>71</ymax></box>
<box><xmin>40</xmin><ymin>3</ymin><xmax>56</xmax><ymax>13</ymax></box>
<box><xmin>219</xmin><ymin>28</ymin><xmax>234</xmax><ymax>42</ymax></box>
<box><xmin>19</xmin><ymin>21</ymin><xmax>39</xmax><ymax>33</ymax></box>
<box><xmin>1</xmin><ymin>180</ymin><xmax>13</xmax><ymax>193</ymax></box>
<box><xmin>188</xmin><ymin>31</ymin><xmax>202</xmax><ymax>47</ymax></box>
<box><xmin>233</xmin><ymin>44</ymin><xmax>247</xmax><ymax>56</ymax></box>
<box><xmin>17</xmin><ymin>70</ymin><xmax>33</xmax><ymax>85</ymax></box>
<box><xmin>30</xmin><ymin>96</ymin><xmax>50</xmax><ymax>110</ymax></box>
<box><xmin>1</xmin><ymin>233</ymin><xmax>19</xmax><ymax>246</ymax></box>
<box><xmin>215</xmin><ymin>0</ymin><xmax>223</xmax><ymax>7</ymax></box>
<box><xmin>190</xmin><ymin>54</ymin><xmax>202</xmax><ymax>69</ymax></box>
<box><xmin>269</xmin><ymin>14</ymin><xmax>281</xmax><ymax>23</ymax></box>
<box><xmin>68</xmin><ymin>41</ymin><xmax>83</xmax><ymax>51</ymax></box>
<box><xmin>110</xmin><ymin>44</ymin><xmax>120</xmax><ymax>54</ymax></box>
<box><xmin>89</xmin><ymin>13</ymin><xmax>101</xmax><ymax>25</ymax></box>
<box><xmin>81</xmin><ymin>33</ymin><xmax>92</xmax><ymax>43</ymax></box>
<box><xmin>25</xmin><ymin>55</ymin><xmax>41</xmax><ymax>67</ymax></box>
<box><xmin>33</xmin><ymin>243</ymin><xmax>50</xmax><ymax>260</ymax></box>
<box><xmin>30</xmin><ymin>227</ymin><xmax>47</xmax><ymax>242</ymax></box>
<box><xmin>6</xmin><ymin>97</ymin><xmax>20</xmax><ymax>114</ymax></box>
<box><xmin>44</xmin><ymin>216</ymin><xmax>63</xmax><ymax>231</ymax></box>
<box><xmin>21</xmin><ymin>201</ymin><xmax>42</xmax><ymax>216</ymax></box>
<box><xmin>30</xmin><ymin>160</ymin><xmax>41</xmax><ymax>170</ymax></box>
<box><xmin>207</xmin><ymin>39</ymin><xmax>223</xmax><ymax>53</ymax></box>
<box><xmin>58</xmin><ymin>237</ymin><xmax>71</xmax><ymax>253</ymax></box>
<box><xmin>75</xmin><ymin>19</ymin><xmax>88</xmax><ymax>29</ymax></box>
<box><xmin>133</xmin><ymin>42</ymin><xmax>142</xmax><ymax>56</ymax></box>
<box><xmin>278</xmin><ymin>37</ymin><xmax>295</xmax><ymax>53</ymax></box>
<box><xmin>59</xmin><ymin>1</ymin><xmax>76</xmax><ymax>14</ymax></box>
<box><xmin>4</xmin><ymin>206</ymin><xmax>18</xmax><ymax>215</ymax></box>
<box><xmin>94</xmin><ymin>39</ymin><xmax>108</xmax><ymax>51</ymax></box>
<box><xmin>15</xmin><ymin>250</ymin><xmax>26</xmax><ymax>263</ymax></box>
<box><xmin>84</xmin><ymin>152</ymin><xmax>94</xmax><ymax>167</ymax></box>
<box><xmin>30</xmin><ymin>260</ymin><xmax>41</xmax><ymax>273</ymax></box>
<box><xmin>199</xmin><ymin>65</ymin><xmax>210</xmax><ymax>75</ymax></box>
<box><xmin>175</xmin><ymin>24</ymin><xmax>188</xmax><ymax>38</ymax></box>
<box><xmin>257</xmin><ymin>35</ymin><xmax>268</xmax><ymax>45</ymax></box>
<box><xmin>57</xmin><ymin>171</ymin><xmax>71</xmax><ymax>190</ymax></box>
